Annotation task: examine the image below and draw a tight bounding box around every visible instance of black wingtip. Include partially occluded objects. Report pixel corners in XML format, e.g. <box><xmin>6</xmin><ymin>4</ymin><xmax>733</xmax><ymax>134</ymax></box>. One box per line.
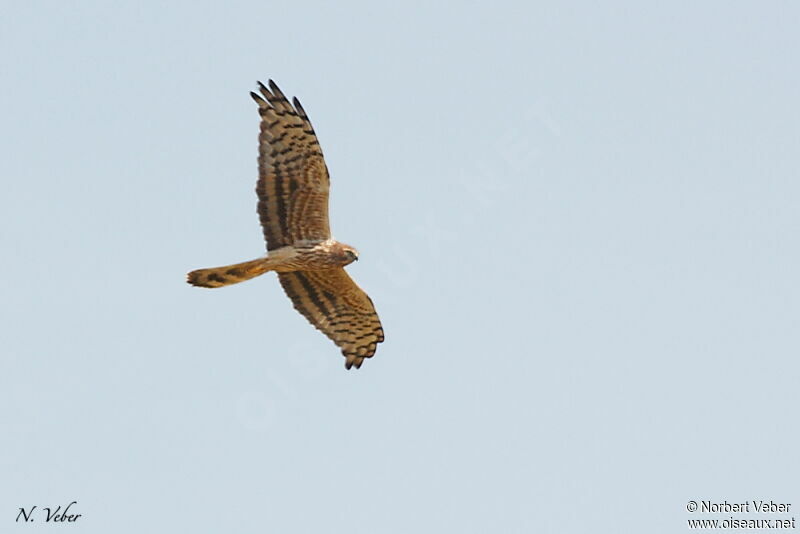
<box><xmin>250</xmin><ymin>91</ymin><xmax>266</xmax><ymax>105</ymax></box>
<box><xmin>268</xmin><ymin>79</ymin><xmax>289</xmax><ymax>101</ymax></box>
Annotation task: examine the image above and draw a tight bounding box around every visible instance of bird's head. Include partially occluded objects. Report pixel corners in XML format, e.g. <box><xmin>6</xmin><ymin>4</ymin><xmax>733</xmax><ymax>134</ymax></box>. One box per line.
<box><xmin>338</xmin><ymin>243</ymin><xmax>359</xmax><ymax>265</ymax></box>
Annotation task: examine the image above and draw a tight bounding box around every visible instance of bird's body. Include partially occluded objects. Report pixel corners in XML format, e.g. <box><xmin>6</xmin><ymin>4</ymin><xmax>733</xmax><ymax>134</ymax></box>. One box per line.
<box><xmin>188</xmin><ymin>239</ymin><xmax>358</xmax><ymax>286</ymax></box>
<box><xmin>187</xmin><ymin>80</ymin><xmax>384</xmax><ymax>369</ymax></box>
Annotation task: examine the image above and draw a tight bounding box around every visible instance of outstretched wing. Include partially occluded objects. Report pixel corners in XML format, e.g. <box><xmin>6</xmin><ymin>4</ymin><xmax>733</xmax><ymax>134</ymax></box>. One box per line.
<box><xmin>251</xmin><ymin>80</ymin><xmax>331</xmax><ymax>251</ymax></box>
<box><xmin>278</xmin><ymin>269</ymin><xmax>385</xmax><ymax>369</ymax></box>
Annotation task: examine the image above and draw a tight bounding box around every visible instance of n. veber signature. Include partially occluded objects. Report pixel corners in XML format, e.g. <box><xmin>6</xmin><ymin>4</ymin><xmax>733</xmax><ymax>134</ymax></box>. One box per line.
<box><xmin>16</xmin><ymin>501</ymin><xmax>81</xmax><ymax>523</ymax></box>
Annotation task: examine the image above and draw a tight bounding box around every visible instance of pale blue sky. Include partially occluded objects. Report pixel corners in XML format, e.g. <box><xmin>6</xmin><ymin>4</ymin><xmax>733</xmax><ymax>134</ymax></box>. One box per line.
<box><xmin>2</xmin><ymin>2</ymin><xmax>799</xmax><ymax>533</ymax></box>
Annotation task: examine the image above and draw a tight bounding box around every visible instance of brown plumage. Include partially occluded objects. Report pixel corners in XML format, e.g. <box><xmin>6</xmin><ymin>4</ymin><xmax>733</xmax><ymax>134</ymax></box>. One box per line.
<box><xmin>187</xmin><ymin>80</ymin><xmax>384</xmax><ymax>369</ymax></box>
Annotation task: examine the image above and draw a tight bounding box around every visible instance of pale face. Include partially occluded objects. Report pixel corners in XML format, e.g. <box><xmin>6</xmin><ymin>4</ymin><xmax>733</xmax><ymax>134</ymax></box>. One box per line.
<box><xmin>342</xmin><ymin>246</ymin><xmax>359</xmax><ymax>265</ymax></box>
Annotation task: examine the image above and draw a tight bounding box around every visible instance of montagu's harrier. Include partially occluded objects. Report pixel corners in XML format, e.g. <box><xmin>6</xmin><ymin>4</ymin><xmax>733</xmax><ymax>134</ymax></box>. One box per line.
<box><xmin>188</xmin><ymin>80</ymin><xmax>384</xmax><ymax>369</ymax></box>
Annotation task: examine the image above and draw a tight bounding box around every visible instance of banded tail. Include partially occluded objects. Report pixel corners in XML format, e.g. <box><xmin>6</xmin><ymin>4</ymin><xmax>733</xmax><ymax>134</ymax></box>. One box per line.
<box><xmin>187</xmin><ymin>257</ymin><xmax>273</xmax><ymax>288</ymax></box>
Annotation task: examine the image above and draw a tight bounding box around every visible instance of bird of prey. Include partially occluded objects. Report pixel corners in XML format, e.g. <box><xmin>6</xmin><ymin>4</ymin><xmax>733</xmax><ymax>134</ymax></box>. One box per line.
<box><xmin>187</xmin><ymin>80</ymin><xmax>384</xmax><ymax>369</ymax></box>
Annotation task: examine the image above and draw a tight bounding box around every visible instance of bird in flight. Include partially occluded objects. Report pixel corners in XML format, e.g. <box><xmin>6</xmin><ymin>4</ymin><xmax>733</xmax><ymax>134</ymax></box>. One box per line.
<box><xmin>187</xmin><ymin>80</ymin><xmax>384</xmax><ymax>369</ymax></box>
